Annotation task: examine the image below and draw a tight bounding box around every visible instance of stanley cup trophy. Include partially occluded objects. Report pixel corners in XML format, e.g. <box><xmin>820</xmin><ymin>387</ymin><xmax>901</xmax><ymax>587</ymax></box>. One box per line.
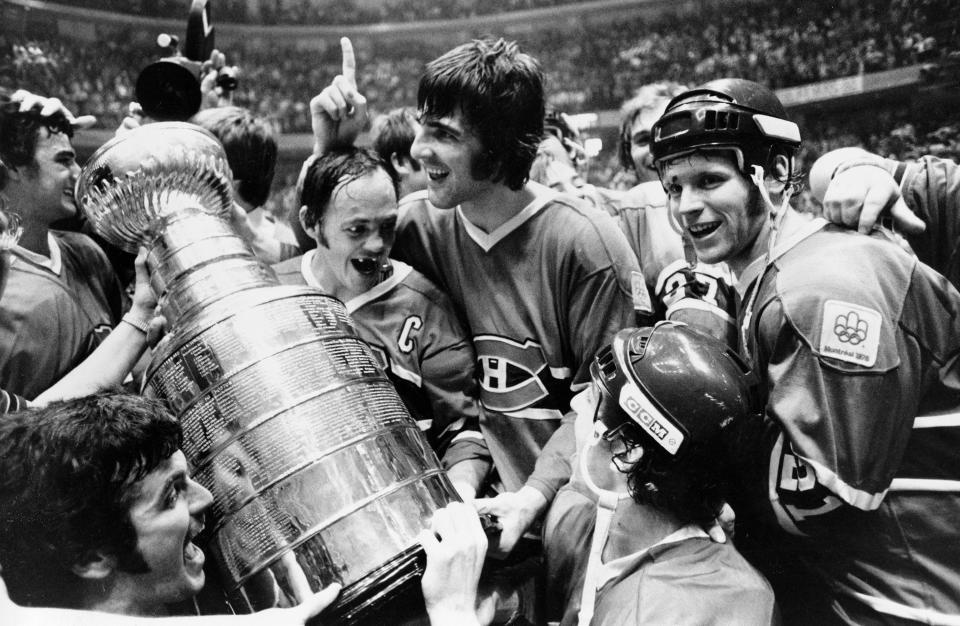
<box><xmin>76</xmin><ymin>123</ymin><xmax>460</xmax><ymax>623</ymax></box>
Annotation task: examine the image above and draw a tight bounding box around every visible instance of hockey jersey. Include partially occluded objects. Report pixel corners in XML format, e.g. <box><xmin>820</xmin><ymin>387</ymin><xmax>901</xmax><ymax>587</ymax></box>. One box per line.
<box><xmin>393</xmin><ymin>184</ymin><xmax>639</xmax><ymax>496</ymax></box>
<box><xmin>0</xmin><ymin>230</ymin><xmax>122</xmax><ymax>399</ymax></box>
<box><xmin>738</xmin><ymin>214</ymin><xmax>960</xmax><ymax>624</ymax></box>
<box><xmin>273</xmin><ymin>254</ymin><xmax>488</xmax><ymax>471</ymax></box>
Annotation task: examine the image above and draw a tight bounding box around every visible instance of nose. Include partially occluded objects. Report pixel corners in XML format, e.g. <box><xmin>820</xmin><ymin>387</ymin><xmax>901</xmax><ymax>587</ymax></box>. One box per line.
<box><xmin>410</xmin><ymin>129</ymin><xmax>429</xmax><ymax>163</ymax></box>
<box><xmin>187</xmin><ymin>477</ymin><xmax>214</xmax><ymax>517</ymax></box>
<box><xmin>675</xmin><ymin>186</ymin><xmax>703</xmax><ymax>218</ymax></box>
<box><xmin>364</xmin><ymin>230</ymin><xmax>387</xmax><ymax>255</ymax></box>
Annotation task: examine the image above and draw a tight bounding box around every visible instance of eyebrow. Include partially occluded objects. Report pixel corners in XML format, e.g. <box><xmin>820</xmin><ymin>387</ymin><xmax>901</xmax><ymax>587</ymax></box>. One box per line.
<box><xmin>425</xmin><ymin>119</ymin><xmax>462</xmax><ymax>137</ymax></box>
<box><xmin>155</xmin><ymin>469</ymin><xmax>187</xmax><ymax>508</ymax></box>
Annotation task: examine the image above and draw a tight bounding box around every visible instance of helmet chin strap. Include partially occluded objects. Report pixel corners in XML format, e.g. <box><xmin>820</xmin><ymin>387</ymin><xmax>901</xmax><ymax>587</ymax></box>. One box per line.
<box><xmin>577</xmin><ymin>421</ymin><xmax>632</xmax><ymax>626</ymax></box>
<box><xmin>749</xmin><ymin>164</ymin><xmax>794</xmax><ymax>255</ymax></box>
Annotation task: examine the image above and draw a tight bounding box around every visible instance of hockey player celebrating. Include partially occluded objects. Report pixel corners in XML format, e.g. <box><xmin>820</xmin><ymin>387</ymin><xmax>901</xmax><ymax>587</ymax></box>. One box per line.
<box><xmin>543</xmin><ymin>322</ymin><xmax>776</xmax><ymax>625</ymax></box>
<box><xmin>651</xmin><ymin>79</ymin><xmax>960</xmax><ymax>624</ymax></box>
<box><xmin>309</xmin><ymin>37</ymin><xmax>640</xmax><ymax>554</ymax></box>
<box><xmin>273</xmin><ymin>146</ymin><xmax>491</xmax><ymax>501</ymax></box>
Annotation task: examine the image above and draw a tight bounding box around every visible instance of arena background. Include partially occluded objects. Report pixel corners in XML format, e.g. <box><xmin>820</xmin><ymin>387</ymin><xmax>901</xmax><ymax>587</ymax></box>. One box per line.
<box><xmin>2</xmin><ymin>0</ymin><xmax>958</xmax><ymax>217</ymax></box>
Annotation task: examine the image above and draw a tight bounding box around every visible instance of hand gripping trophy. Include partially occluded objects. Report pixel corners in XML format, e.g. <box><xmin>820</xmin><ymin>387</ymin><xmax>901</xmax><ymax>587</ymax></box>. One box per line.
<box><xmin>76</xmin><ymin>123</ymin><xmax>460</xmax><ymax>623</ymax></box>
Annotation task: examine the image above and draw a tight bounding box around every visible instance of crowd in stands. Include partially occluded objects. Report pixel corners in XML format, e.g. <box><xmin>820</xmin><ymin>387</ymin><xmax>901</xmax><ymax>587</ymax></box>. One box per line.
<box><xmin>3</xmin><ymin>0</ymin><xmax>956</xmax><ymax>135</ymax></box>
<box><xmin>67</xmin><ymin>0</ymin><xmax>593</xmax><ymax>24</ymax></box>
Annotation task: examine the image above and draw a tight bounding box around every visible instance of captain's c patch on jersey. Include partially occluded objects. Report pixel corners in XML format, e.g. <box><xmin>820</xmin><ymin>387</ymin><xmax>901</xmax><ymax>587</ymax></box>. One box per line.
<box><xmin>818</xmin><ymin>300</ymin><xmax>882</xmax><ymax>367</ymax></box>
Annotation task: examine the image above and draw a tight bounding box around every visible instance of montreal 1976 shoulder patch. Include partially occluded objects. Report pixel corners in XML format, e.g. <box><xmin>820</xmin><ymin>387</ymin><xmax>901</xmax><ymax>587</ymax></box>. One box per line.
<box><xmin>818</xmin><ymin>299</ymin><xmax>882</xmax><ymax>367</ymax></box>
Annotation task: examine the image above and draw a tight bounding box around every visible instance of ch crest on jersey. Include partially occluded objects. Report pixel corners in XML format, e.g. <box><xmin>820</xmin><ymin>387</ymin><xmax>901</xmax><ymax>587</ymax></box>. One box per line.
<box><xmin>474</xmin><ymin>335</ymin><xmax>550</xmax><ymax>412</ymax></box>
<box><xmin>365</xmin><ymin>342</ymin><xmax>391</xmax><ymax>372</ymax></box>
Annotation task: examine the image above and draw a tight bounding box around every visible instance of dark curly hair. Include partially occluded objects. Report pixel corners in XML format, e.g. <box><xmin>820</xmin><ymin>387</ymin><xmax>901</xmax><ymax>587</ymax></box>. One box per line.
<box><xmin>418</xmin><ymin>37</ymin><xmax>544</xmax><ymax>191</ymax></box>
<box><xmin>0</xmin><ymin>93</ymin><xmax>74</xmax><ymax>191</ymax></box>
<box><xmin>0</xmin><ymin>390</ymin><xmax>182</xmax><ymax>608</ymax></box>
<box><xmin>615</xmin><ymin>408</ymin><xmax>763</xmax><ymax>527</ymax></box>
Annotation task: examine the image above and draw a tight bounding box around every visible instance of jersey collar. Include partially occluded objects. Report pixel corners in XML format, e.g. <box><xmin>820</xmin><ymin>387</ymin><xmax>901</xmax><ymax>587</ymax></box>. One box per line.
<box><xmin>11</xmin><ymin>231</ymin><xmax>62</xmax><ymax>276</ymax></box>
<box><xmin>299</xmin><ymin>251</ymin><xmax>412</xmax><ymax>315</ymax></box>
<box><xmin>595</xmin><ymin>523</ymin><xmax>710</xmax><ymax>592</ymax></box>
<box><xmin>457</xmin><ymin>182</ymin><xmax>558</xmax><ymax>252</ymax></box>
<box><xmin>343</xmin><ymin>260</ymin><xmax>411</xmax><ymax>314</ymax></box>
<box><xmin>735</xmin><ymin>213</ymin><xmax>828</xmax><ymax>299</ymax></box>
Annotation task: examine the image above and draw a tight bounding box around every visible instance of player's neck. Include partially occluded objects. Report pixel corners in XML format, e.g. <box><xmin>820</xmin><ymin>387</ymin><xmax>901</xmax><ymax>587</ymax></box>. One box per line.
<box><xmin>14</xmin><ymin>221</ymin><xmax>51</xmax><ymax>257</ymax></box>
<box><xmin>81</xmin><ymin>580</ymin><xmax>168</xmax><ymax>617</ymax></box>
<box><xmin>459</xmin><ymin>183</ymin><xmax>535</xmax><ymax>234</ymax></box>
<box><xmin>602</xmin><ymin>500</ymin><xmax>685</xmax><ymax>562</ymax></box>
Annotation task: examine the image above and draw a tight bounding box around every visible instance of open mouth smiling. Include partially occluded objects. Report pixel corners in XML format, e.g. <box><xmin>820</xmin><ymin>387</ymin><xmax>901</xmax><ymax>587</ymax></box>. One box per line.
<box><xmin>687</xmin><ymin>221</ymin><xmax>722</xmax><ymax>239</ymax></box>
<box><xmin>351</xmin><ymin>257</ymin><xmax>380</xmax><ymax>275</ymax></box>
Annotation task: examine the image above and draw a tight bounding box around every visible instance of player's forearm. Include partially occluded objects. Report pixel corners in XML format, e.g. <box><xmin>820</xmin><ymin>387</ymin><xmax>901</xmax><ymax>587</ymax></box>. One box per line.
<box><xmin>446</xmin><ymin>457</ymin><xmax>491</xmax><ymax>499</ymax></box>
<box><xmin>524</xmin><ymin>418</ymin><xmax>575</xmax><ymax>502</ymax></box>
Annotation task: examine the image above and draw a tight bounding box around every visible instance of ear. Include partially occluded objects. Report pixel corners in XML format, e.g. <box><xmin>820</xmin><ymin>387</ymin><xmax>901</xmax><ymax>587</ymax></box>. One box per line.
<box><xmin>622</xmin><ymin>443</ymin><xmax>645</xmax><ymax>466</ymax></box>
<box><xmin>71</xmin><ymin>549</ymin><xmax>117</xmax><ymax>581</ymax></box>
<box><xmin>390</xmin><ymin>153</ymin><xmax>411</xmax><ymax>177</ymax></box>
<box><xmin>298</xmin><ymin>205</ymin><xmax>316</xmax><ymax>239</ymax></box>
<box><xmin>764</xmin><ymin>154</ymin><xmax>791</xmax><ymax>196</ymax></box>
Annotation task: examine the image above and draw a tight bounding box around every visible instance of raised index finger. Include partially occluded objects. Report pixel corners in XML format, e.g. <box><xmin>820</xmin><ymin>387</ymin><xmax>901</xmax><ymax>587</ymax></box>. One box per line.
<box><xmin>340</xmin><ymin>37</ymin><xmax>356</xmax><ymax>85</ymax></box>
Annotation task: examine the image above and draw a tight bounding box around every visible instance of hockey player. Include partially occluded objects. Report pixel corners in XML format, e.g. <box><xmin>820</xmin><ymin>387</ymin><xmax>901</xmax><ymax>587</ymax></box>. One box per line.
<box><xmin>272</xmin><ymin>147</ymin><xmax>490</xmax><ymax>500</ymax></box>
<box><xmin>651</xmin><ymin>78</ymin><xmax>960</xmax><ymax>624</ymax></box>
<box><xmin>369</xmin><ymin>107</ymin><xmax>429</xmax><ymax>213</ymax></box>
<box><xmin>0</xmin><ymin>391</ymin><xmax>488</xmax><ymax>625</ymax></box>
<box><xmin>308</xmin><ymin>37</ymin><xmax>640</xmax><ymax>553</ymax></box>
<box><xmin>543</xmin><ymin>322</ymin><xmax>775</xmax><ymax>625</ymax></box>
<box><xmin>192</xmin><ymin>106</ymin><xmax>300</xmax><ymax>265</ymax></box>
<box><xmin>392</xmin><ymin>38</ymin><xmax>641</xmax><ymax>552</ymax></box>
<box><xmin>0</xmin><ymin>91</ymin><xmax>124</xmax><ymax>398</ymax></box>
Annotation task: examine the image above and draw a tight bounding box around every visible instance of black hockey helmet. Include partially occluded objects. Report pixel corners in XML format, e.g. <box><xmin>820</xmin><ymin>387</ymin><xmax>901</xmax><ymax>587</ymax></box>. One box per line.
<box><xmin>650</xmin><ymin>78</ymin><xmax>800</xmax><ymax>176</ymax></box>
<box><xmin>589</xmin><ymin>321</ymin><xmax>762</xmax><ymax>460</ymax></box>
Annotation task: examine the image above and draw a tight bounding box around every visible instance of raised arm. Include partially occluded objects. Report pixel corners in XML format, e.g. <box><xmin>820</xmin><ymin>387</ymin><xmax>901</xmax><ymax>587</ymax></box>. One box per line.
<box><xmin>310</xmin><ymin>37</ymin><xmax>369</xmax><ymax>155</ymax></box>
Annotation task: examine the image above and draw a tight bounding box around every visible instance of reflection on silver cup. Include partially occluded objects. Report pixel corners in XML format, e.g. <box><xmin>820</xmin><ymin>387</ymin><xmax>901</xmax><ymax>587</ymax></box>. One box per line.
<box><xmin>76</xmin><ymin>123</ymin><xmax>458</xmax><ymax>623</ymax></box>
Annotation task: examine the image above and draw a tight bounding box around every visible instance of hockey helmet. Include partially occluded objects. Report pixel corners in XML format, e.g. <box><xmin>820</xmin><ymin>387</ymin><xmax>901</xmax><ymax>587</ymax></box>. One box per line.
<box><xmin>650</xmin><ymin>78</ymin><xmax>800</xmax><ymax>176</ymax></box>
<box><xmin>589</xmin><ymin>321</ymin><xmax>762</xmax><ymax>460</ymax></box>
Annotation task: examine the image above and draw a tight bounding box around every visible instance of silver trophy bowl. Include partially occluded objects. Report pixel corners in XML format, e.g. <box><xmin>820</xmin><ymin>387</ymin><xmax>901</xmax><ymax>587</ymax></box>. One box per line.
<box><xmin>77</xmin><ymin>123</ymin><xmax>458</xmax><ymax>623</ymax></box>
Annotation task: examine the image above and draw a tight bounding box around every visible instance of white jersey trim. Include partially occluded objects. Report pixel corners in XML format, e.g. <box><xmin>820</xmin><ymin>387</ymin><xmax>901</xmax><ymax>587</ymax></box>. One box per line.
<box><xmin>666</xmin><ymin>298</ymin><xmax>736</xmax><ymax>325</ymax></box>
<box><xmin>549</xmin><ymin>366</ymin><xmax>572</xmax><ymax>380</ymax></box>
<box><xmin>840</xmin><ymin>585</ymin><xmax>960</xmax><ymax>625</ymax></box>
<box><xmin>595</xmin><ymin>524</ymin><xmax>710</xmax><ymax>593</ymax></box>
<box><xmin>390</xmin><ymin>360</ymin><xmax>423</xmax><ymax>388</ymax></box>
<box><xmin>457</xmin><ymin>182</ymin><xmax>558</xmax><ymax>252</ymax></box>
<box><xmin>797</xmin><ymin>446</ymin><xmax>887</xmax><ymax>511</ymax></box>
<box><xmin>889</xmin><ymin>478</ymin><xmax>960</xmax><ymax>493</ymax></box>
<box><xmin>12</xmin><ymin>232</ymin><xmax>62</xmax><ymax>275</ymax></box>
<box><xmin>914</xmin><ymin>412</ymin><xmax>960</xmax><ymax>429</ymax></box>
<box><xmin>299</xmin><ymin>249</ymin><xmax>323</xmax><ymax>289</ymax></box>
<box><xmin>452</xmin><ymin>431</ymin><xmax>485</xmax><ymax>442</ymax></box>
<box><xmin>502</xmin><ymin>407</ymin><xmax>564</xmax><ymax>421</ymax></box>
<box><xmin>299</xmin><ymin>253</ymin><xmax>414</xmax><ymax>316</ymax></box>
<box><xmin>344</xmin><ymin>260</ymin><xmax>413</xmax><ymax>314</ymax></box>
<box><xmin>398</xmin><ymin>189</ymin><xmax>429</xmax><ymax>222</ymax></box>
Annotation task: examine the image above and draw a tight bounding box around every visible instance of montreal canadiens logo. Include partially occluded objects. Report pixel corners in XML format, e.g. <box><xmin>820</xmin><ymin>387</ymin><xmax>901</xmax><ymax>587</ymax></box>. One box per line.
<box><xmin>474</xmin><ymin>335</ymin><xmax>549</xmax><ymax>412</ymax></box>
